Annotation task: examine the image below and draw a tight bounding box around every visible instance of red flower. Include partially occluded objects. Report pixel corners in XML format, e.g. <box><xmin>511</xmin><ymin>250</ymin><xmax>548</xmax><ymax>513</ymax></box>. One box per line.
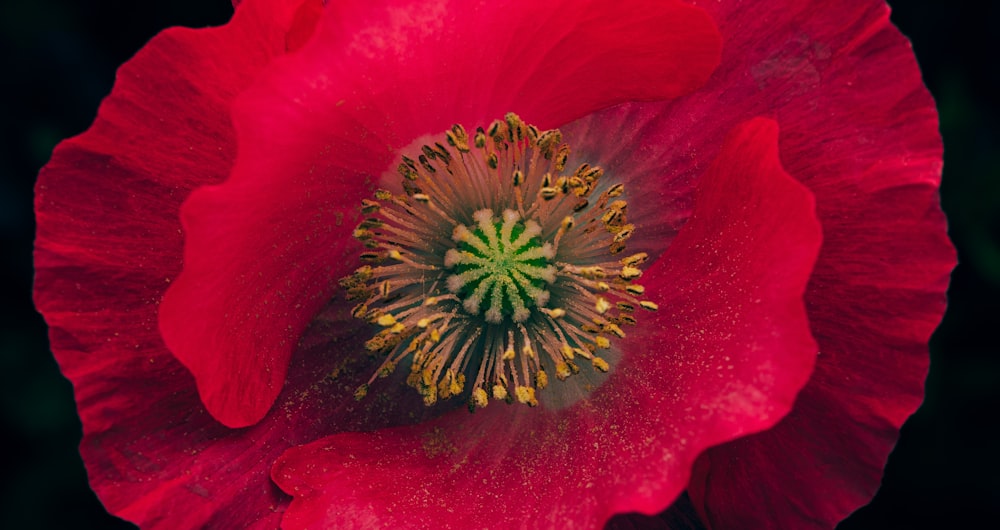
<box><xmin>34</xmin><ymin>0</ymin><xmax>953</xmax><ymax>529</ymax></box>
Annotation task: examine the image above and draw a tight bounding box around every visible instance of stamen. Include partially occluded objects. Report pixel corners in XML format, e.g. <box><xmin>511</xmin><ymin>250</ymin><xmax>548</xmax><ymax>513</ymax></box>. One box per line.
<box><xmin>342</xmin><ymin>113</ymin><xmax>655</xmax><ymax>409</ymax></box>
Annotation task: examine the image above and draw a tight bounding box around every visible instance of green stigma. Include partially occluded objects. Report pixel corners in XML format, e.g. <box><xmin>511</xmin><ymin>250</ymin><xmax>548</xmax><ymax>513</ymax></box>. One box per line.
<box><xmin>444</xmin><ymin>209</ymin><xmax>556</xmax><ymax>323</ymax></box>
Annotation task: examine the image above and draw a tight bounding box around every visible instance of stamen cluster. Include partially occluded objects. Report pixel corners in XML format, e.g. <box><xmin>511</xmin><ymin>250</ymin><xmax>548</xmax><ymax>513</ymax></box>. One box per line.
<box><xmin>340</xmin><ymin>113</ymin><xmax>657</xmax><ymax>409</ymax></box>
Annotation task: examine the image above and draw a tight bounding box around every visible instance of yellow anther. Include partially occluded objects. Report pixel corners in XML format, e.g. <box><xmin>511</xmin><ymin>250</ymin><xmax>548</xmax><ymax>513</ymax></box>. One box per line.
<box><xmin>578</xmin><ymin>266</ymin><xmax>606</xmax><ymax>280</ymax></box>
<box><xmin>352</xmin><ymin>265</ymin><xmax>373</xmax><ymax>280</ymax></box>
<box><xmin>389</xmin><ymin>323</ymin><xmax>406</xmax><ymax>334</ymax></box>
<box><xmin>353</xmin><ymin>384</ymin><xmax>369</xmax><ymax>401</ymax></box>
<box><xmin>621</xmin><ymin>252</ymin><xmax>648</xmax><ymax>266</ymax></box>
<box><xmin>640</xmin><ymin>300</ymin><xmax>659</xmax><ymax>311</ymax></box>
<box><xmin>388</xmin><ymin>249</ymin><xmax>403</xmax><ymax>260</ymax></box>
<box><xmin>413</xmin><ymin>193</ymin><xmax>431</xmax><ymax>203</ymax></box>
<box><xmin>450</xmin><ymin>372</ymin><xmax>465</xmax><ymax>395</ymax></box>
<box><xmin>376</xmin><ymin>314</ymin><xmax>397</xmax><ymax>327</ymax></box>
<box><xmin>523</xmin><ymin>344</ymin><xmax>536</xmax><ymax>359</ymax></box>
<box><xmin>583</xmin><ymin>166</ymin><xmax>604</xmax><ymax>181</ymax></box>
<box><xmin>515</xmin><ymin>386</ymin><xmax>538</xmax><ymax>407</ymax></box>
<box><xmin>512</xmin><ymin>170</ymin><xmax>524</xmax><ymax>187</ymax></box>
<box><xmin>626</xmin><ymin>284</ymin><xmax>646</xmax><ymax>295</ymax></box>
<box><xmin>502</xmin><ymin>347</ymin><xmax>516</xmax><ymax>361</ymax></box>
<box><xmin>595</xmin><ymin>336</ymin><xmax>611</xmax><ymax>349</ymax></box>
<box><xmin>561</xmin><ymin>216</ymin><xmax>575</xmax><ymax>231</ymax></box>
<box><xmin>605</xmin><ymin>323</ymin><xmax>626</xmax><ymax>338</ymax></box>
<box><xmin>535</xmin><ymin>370</ymin><xmax>548</xmax><ymax>390</ymax></box>
<box><xmin>364</xmin><ymin>335</ymin><xmax>386</xmax><ymax>352</ymax></box>
<box><xmin>472</xmin><ymin>387</ymin><xmax>489</xmax><ymax>408</ymax></box>
<box><xmin>438</xmin><ymin>379</ymin><xmax>452</xmax><ymax>400</ymax></box>
<box><xmin>417</xmin><ymin>318</ymin><xmax>431</xmax><ymax>328</ymax></box>
<box><xmin>422</xmin><ymin>386</ymin><xmax>438</xmax><ymax>406</ymax></box>
<box><xmin>592</xmin><ymin>357</ymin><xmax>610</xmax><ymax>373</ymax></box>
<box><xmin>555</xmin><ymin>362</ymin><xmax>572</xmax><ymax>381</ymax></box>
<box><xmin>378</xmin><ymin>362</ymin><xmax>396</xmax><ymax>378</ymax></box>
<box><xmin>619</xmin><ymin>266</ymin><xmax>642</xmax><ymax>280</ymax></box>
<box><xmin>417</xmin><ymin>154</ymin><xmax>435</xmax><ymax>173</ymax></box>
<box><xmin>561</xmin><ymin>344</ymin><xmax>575</xmax><ymax>360</ymax></box>
<box><xmin>566</xmin><ymin>360</ymin><xmax>580</xmax><ymax>375</ymax></box>
<box><xmin>596</xmin><ymin>281</ymin><xmax>610</xmax><ymax>292</ymax></box>
<box><xmin>613</xmin><ymin>225</ymin><xmax>635</xmax><ymax>243</ymax></box>
<box><xmin>430</xmin><ymin>327</ymin><xmax>442</xmax><ymax>342</ymax></box>
<box><xmin>374</xmin><ymin>188</ymin><xmax>393</xmax><ymax>200</ymax></box>
<box><xmin>536</xmin><ymin>129</ymin><xmax>562</xmax><ymax>155</ymax></box>
<box><xmin>554</xmin><ymin>145</ymin><xmax>570</xmax><ymax>171</ymax></box>
<box><xmin>423</xmin><ymin>296</ymin><xmax>439</xmax><ymax>306</ymax></box>
<box><xmin>397</xmin><ymin>162</ymin><xmax>418</xmax><ymax>180</ymax></box>
<box><xmin>607</xmin><ymin>183</ymin><xmax>625</xmax><ymax>197</ymax></box>
<box><xmin>360</xmin><ymin>199</ymin><xmax>380</xmax><ymax>213</ymax></box>
<box><xmin>446</xmin><ymin>123</ymin><xmax>470</xmax><ymax>152</ymax></box>
<box><xmin>487</xmin><ymin>120</ymin><xmax>501</xmax><ymax>139</ymax></box>
<box><xmin>539</xmin><ymin>187</ymin><xmax>559</xmax><ymax>200</ymax></box>
<box><xmin>555</xmin><ymin>176</ymin><xmax>570</xmax><ymax>193</ymax></box>
<box><xmin>601</xmin><ymin>209</ymin><xmax>623</xmax><ymax>227</ymax></box>
<box><xmin>541</xmin><ymin>307</ymin><xmax>566</xmax><ymax>319</ymax></box>
<box><xmin>505</xmin><ymin>112</ymin><xmax>525</xmax><ymax>141</ymax></box>
<box><xmin>492</xmin><ymin>384</ymin><xmax>509</xmax><ymax>401</ymax></box>
<box><xmin>595</xmin><ymin>297</ymin><xmax>611</xmax><ymax>314</ymax></box>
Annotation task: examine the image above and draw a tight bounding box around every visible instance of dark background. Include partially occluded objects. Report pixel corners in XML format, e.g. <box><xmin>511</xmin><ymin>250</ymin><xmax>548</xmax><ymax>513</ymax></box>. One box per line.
<box><xmin>1</xmin><ymin>1</ymin><xmax>997</xmax><ymax>528</ymax></box>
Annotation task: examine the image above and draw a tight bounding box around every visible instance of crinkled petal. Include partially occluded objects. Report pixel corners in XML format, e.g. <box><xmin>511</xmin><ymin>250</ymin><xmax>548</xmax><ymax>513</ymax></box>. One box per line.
<box><xmin>271</xmin><ymin>118</ymin><xmax>822</xmax><ymax>529</ymax></box>
<box><xmin>585</xmin><ymin>1</ymin><xmax>954</xmax><ymax>527</ymax></box>
<box><xmin>33</xmin><ymin>0</ymin><xmax>325</xmax><ymax>526</ymax></box>
<box><xmin>567</xmin><ymin>1</ymin><xmax>952</xmax><ymax>525</ymax></box>
<box><xmin>605</xmin><ymin>493</ymin><xmax>705</xmax><ymax>530</ymax></box>
<box><xmin>160</xmin><ymin>0</ymin><xmax>722</xmax><ymax>428</ymax></box>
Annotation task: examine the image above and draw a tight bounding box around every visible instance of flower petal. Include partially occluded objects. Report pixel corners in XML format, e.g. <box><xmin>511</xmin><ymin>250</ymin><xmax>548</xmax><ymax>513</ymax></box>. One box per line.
<box><xmin>33</xmin><ymin>0</ymin><xmax>325</xmax><ymax>526</ymax></box>
<box><xmin>561</xmin><ymin>1</ymin><xmax>953</xmax><ymax>524</ymax></box>
<box><xmin>161</xmin><ymin>0</ymin><xmax>722</xmax><ymax>428</ymax></box>
<box><xmin>271</xmin><ymin>118</ymin><xmax>822</xmax><ymax>529</ymax></box>
<box><xmin>668</xmin><ymin>1</ymin><xmax>956</xmax><ymax>527</ymax></box>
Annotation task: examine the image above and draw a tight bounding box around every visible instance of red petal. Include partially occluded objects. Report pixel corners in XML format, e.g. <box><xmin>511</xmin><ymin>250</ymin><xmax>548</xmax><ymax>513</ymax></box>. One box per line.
<box><xmin>271</xmin><ymin>118</ymin><xmax>822</xmax><ymax>528</ymax></box>
<box><xmin>665</xmin><ymin>2</ymin><xmax>956</xmax><ymax>527</ymax></box>
<box><xmin>557</xmin><ymin>1</ymin><xmax>952</xmax><ymax>525</ymax></box>
<box><xmin>33</xmin><ymin>0</ymin><xmax>324</xmax><ymax>527</ymax></box>
<box><xmin>606</xmin><ymin>493</ymin><xmax>705</xmax><ymax>530</ymax></box>
<box><xmin>160</xmin><ymin>0</ymin><xmax>722</xmax><ymax>428</ymax></box>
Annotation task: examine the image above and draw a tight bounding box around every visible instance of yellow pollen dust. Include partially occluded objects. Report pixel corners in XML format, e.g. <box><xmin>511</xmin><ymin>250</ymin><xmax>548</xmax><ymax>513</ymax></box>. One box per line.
<box><xmin>339</xmin><ymin>113</ymin><xmax>657</xmax><ymax>411</ymax></box>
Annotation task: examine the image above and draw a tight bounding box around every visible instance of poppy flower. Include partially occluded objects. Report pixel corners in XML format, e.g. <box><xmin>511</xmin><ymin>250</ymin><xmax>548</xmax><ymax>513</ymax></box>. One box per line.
<box><xmin>34</xmin><ymin>0</ymin><xmax>953</xmax><ymax>528</ymax></box>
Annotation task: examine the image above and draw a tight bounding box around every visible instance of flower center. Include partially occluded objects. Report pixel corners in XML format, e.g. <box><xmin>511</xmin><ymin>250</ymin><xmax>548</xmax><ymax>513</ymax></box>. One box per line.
<box><xmin>341</xmin><ymin>113</ymin><xmax>656</xmax><ymax>410</ymax></box>
<box><xmin>445</xmin><ymin>210</ymin><xmax>555</xmax><ymax>324</ymax></box>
